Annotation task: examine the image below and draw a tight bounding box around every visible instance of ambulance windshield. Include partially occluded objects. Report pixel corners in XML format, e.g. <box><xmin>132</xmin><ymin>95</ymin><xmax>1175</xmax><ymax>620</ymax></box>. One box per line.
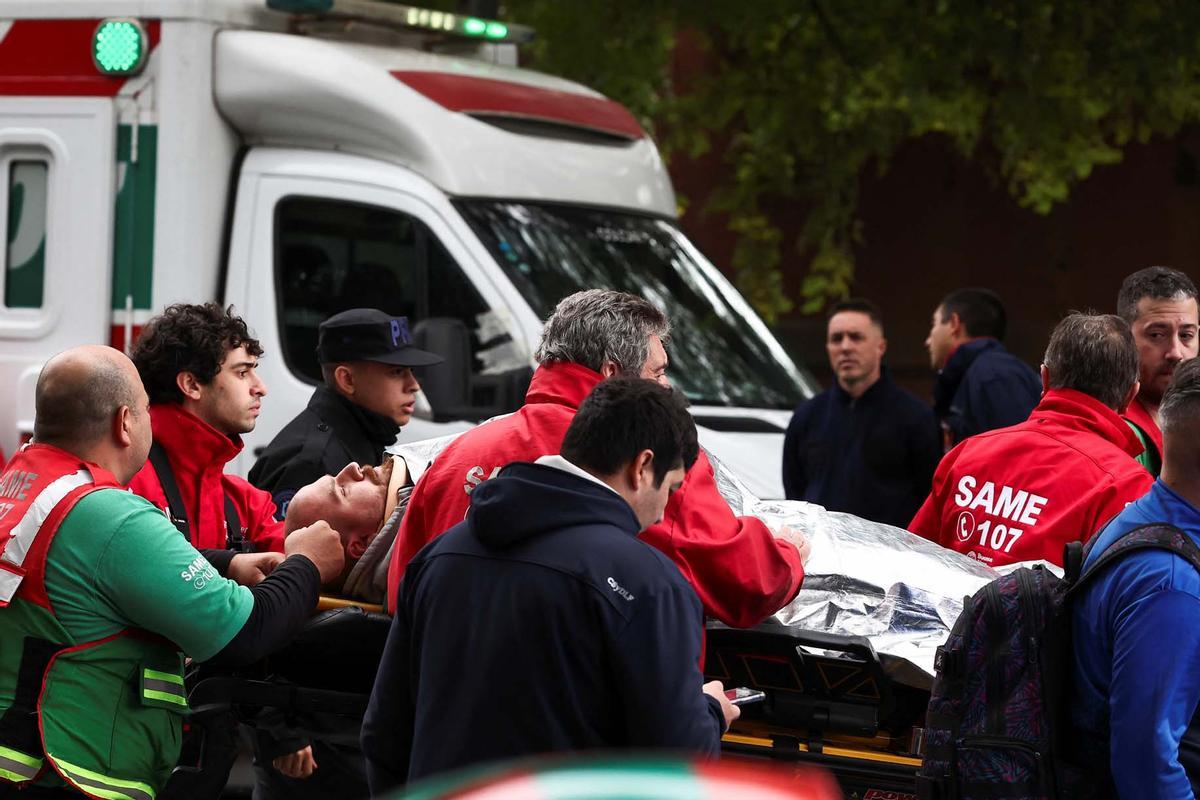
<box><xmin>456</xmin><ymin>200</ymin><xmax>817</xmax><ymax>409</ymax></box>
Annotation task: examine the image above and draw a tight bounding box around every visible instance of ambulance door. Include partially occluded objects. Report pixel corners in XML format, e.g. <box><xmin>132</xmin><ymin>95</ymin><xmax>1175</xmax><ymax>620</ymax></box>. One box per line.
<box><xmin>224</xmin><ymin>150</ymin><xmax>532</xmax><ymax>476</ymax></box>
<box><xmin>0</xmin><ymin>98</ymin><xmax>115</xmax><ymax>460</ymax></box>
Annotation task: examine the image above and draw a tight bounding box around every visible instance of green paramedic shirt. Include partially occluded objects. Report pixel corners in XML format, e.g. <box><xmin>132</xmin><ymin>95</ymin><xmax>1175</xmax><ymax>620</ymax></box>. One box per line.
<box><xmin>1126</xmin><ymin>419</ymin><xmax>1162</xmax><ymax>477</ymax></box>
<box><xmin>43</xmin><ymin>488</ymin><xmax>253</xmax><ymax>661</ymax></box>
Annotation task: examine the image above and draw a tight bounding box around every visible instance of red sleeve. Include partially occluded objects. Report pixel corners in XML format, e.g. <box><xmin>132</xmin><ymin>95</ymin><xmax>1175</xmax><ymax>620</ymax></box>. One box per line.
<box><xmin>640</xmin><ymin>450</ymin><xmax>804</xmax><ymax>628</ymax></box>
<box><xmin>908</xmin><ymin>494</ymin><xmax>942</xmax><ymax>542</ymax></box>
<box><xmin>224</xmin><ymin>475</ymin><xmax>285</xmax><ymax>553</ymax></box>
<box><xmin>1085</xmin><ymin>470</ymin><xmax>1154</xmax><ymax>542</ymax></box>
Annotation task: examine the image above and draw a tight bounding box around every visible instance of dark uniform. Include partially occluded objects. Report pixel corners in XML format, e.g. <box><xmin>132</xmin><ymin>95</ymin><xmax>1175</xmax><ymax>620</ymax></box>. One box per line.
<box><xmin>249</xmin><ymin>307</ymin><xmax>442</xmax><ymax>520</ymax></box>
<box><xmin>247</xmin><ymin>308</ymin><xmax>440</xmax><ymax>800</ymax></box>
<box><xmin>782</xmin><ymin>367</ymin><xmax>941</xmax><ymax>528</ymax></box>
<box><xmin>249</xmin><ymin>385</ymin><xmax>401</xmax><ymax>518</ymax></box>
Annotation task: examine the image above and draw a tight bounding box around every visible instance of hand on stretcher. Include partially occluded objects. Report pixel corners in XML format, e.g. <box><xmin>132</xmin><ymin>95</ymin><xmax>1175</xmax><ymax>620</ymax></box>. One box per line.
<box><xmin>273</xmin><ymin>745</ymin><xmax>317</xmax><ymax>779</ymax></box>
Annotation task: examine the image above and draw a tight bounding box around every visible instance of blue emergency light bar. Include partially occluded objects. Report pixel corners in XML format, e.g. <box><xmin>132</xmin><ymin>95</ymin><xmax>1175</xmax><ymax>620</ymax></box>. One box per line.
<box><xmin>266</xmin><ymin>0</ymin><xmax>534</xmax><ymax>44</ymax></box>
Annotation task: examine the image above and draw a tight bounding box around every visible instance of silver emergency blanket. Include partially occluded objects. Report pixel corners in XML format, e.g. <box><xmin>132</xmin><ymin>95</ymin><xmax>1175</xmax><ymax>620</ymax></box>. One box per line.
<box><xmin>710</xmin><ymin>452</ymin><xmax>997</xmax><ymax>688</ymax></box>
<box><xmin>389</xmin><ymin>432</ymin><xmax>1000</xmax><ymax>688</ymax></box>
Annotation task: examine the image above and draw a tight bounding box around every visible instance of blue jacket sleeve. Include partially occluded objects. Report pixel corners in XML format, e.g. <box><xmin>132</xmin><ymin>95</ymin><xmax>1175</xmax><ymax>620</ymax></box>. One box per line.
<box><xmin>610</xmin><ymin>578</ymin><xmax>723</xmax><ymax>754</ymax></box>
<box><xmin>1108</xmin><ymin>589</ymin><xmax>1200</xmax><ymax>798</ymax></box>
<box><xmin>782</xmin><ymin>406</ymin><xmax>808</xmax><ymax>501</ymax></box>
<box><xmin>362</xmin><ymin>600</ymin><xmax>415</xmax><ymax>794</ymax></box>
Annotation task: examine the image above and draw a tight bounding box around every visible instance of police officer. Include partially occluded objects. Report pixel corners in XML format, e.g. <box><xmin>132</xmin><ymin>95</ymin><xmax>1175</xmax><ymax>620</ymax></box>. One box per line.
<box><xmin>250</xmin><ymin>309</ymin><xmax>442</xmax><ymax>518</ymax></box>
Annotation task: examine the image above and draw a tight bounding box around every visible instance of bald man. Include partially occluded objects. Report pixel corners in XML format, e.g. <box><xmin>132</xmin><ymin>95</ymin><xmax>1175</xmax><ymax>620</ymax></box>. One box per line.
<box><xmin>0</xmin><ymin>346</ymin><xmax>345</xmax><ymax>799</ymax></box>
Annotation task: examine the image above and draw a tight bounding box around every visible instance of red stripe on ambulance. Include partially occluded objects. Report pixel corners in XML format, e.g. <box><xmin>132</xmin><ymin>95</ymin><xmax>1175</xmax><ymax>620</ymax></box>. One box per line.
<box><xmin>391</xmin><ymin>70</ymin><xmax>645</xmax><ymax>140</ymax></box>
<box><xmin>109</xmin><ymin>324</ymin><xmax>144</xmax><ymax>354</ymax></box>
<box><xmin>0</xmin><ymin>19</ymin><xmax>161</xmax><ymax>96</ymax></box>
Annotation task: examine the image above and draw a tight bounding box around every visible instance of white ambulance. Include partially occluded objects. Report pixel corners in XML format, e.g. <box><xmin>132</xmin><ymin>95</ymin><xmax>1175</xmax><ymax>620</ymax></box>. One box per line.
<box><xmin>0</xmin><ymin>0</ymin><xmax>816</xmax><ymax>498</ymax></box>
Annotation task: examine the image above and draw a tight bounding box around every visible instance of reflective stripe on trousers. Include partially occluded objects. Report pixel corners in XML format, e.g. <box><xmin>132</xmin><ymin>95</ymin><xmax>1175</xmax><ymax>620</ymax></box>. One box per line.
<box><xmin>52</xmin><ymin>755</ymin><xmax>156</xmax><ymax>800</ymax></box>
<box><xmin>0</xmin><ymin>743</ymin><xmax>43</xmax><ymax>783</ymax></box>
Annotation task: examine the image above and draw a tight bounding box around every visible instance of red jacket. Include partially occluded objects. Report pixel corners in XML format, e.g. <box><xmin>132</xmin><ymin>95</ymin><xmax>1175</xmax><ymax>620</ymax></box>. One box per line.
<box><xmin>127</xmin><ymin>404</ymin><xmax>284</xmax><ymax>553</ymax></box>
<box><xmin>909</xmin><ymin>389</ymin><xmax>1153</xmax><ymax>567</ymax></box>
<box><xmin>388</xmin><ymin>362</ymin><xmax>805</xmax><ymax>626</ymax></box>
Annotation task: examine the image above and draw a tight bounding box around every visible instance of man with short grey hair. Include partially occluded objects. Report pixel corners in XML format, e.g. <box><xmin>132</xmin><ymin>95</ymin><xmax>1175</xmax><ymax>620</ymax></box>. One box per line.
<box><xmin>533</xmin><ymin>289</ymin><xmax>672</xmax><ymax>384</ymax></box>
<box><xmin>388</xmin><ymin>289</ymin><xmax>807</xmax><ymax>627</ymax></box>
<box><xmin>1116</xmin><ymin>266</ymin><xmax>1198</xmax><ymax>475</ymax></box>
<box><xmin>910</xmin><ymin>313</ymin><xmax>1153</xmax><ymax>567</ymax></box>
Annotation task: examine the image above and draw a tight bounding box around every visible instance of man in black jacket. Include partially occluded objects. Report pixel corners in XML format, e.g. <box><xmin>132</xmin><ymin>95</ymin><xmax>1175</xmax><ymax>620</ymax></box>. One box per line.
<box><xmin>925</xmin><ymin>287</ymin><xmax>1041</xmax><ymax>450</ymax></box>
<box><xmin>783</xmin><ymin>298</ymin><xmax>940</xmax><ymax>527</ymax></box>
<box><xmin>362</xmin><ymin>378</ymin><xmax>738</xmax><ymax>790</ymax></box>
<box><xmin>250</xmin><ymin>308</ymin><xmax>441</xmax><ymax>518</ymax></box>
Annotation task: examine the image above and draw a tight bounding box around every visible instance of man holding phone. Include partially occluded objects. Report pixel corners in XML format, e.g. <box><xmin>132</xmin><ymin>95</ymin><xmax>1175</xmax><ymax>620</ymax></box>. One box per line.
<box><xmin>363</xmin><ymin>379</ymin><xmax>738</xmax><ymax>790</ymax></box>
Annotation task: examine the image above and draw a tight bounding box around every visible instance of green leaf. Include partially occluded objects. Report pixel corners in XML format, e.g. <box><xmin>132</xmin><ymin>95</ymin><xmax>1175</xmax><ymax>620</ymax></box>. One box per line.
<box><xmin>503</xmin><ymin>0</ymin><xmax>1200</xmax><ymax>318</ymax></box>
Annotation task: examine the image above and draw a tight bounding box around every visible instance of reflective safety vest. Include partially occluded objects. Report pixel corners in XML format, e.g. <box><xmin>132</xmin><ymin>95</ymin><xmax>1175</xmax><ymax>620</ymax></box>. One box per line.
<box><xmin>0</xmin><ymin>444</ymin><xmax>189</xmax><ymax>799</ymax></box>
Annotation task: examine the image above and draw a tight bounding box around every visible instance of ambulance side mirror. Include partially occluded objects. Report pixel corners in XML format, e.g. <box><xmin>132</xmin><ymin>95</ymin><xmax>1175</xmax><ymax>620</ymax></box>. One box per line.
<box><xmin>413</xmin><ymin>317</ymin><xmax>471</xmax><ymax>418</ymax></box>
<box><xmin>412</xmin><ymin>317</ymin><xmax>533</xmax><ymax>424</ymax></box>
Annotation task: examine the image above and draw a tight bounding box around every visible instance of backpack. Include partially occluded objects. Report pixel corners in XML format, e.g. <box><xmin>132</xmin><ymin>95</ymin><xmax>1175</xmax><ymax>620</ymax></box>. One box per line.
<box><xmin>916</xmin><ymin>523</ymin><xmax>1200</xmax><ymax>800</ymax></box>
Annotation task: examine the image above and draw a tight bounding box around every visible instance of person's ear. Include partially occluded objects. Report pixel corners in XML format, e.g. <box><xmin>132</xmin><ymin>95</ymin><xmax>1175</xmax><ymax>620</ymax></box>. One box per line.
<box><xmin>1118</xmin><ymin>379</ymin><xmax>1141</xmax><ymax>414</ymax></box>
<box><xmin>175</xmin><ymin>371</ymin><xmax>203</xmax><ymax>402</ymax></box>
<box><xmin>333</xmin><ymin>364</ymin><xmax>356</xmax><ymax>396</ymax></box>
<box><xmin>628</xmin><ymin>449</ymin><xmax>655</xmax><ymax>491</ymax></box>
<box><xmin>1039</xmin><ymin>364</ymin><xmax>1051</xmax><ymax>395</ymax></box>
<box><xmin>878</xmin><ymin>335</ymin><xmax>888</xmax><ymax>359</ymax></box>
<box><xmin>346</xmin><ymin>533</ymin><xmax>369</xmax><ymax>560</ymax></box>
<box><xmin>948</xmin><ymin>312</ymin><xmax>964</xmax><ymax>339</ymax></box>
<box><xmin>598</xmin><ymin>361</ymin><xmax>621</xmax><ymax>379</ymax></box>
<box><xmin>114</xmin><ymin>406</ymin><xmax>134</xmax><ymax>448</ymax></box>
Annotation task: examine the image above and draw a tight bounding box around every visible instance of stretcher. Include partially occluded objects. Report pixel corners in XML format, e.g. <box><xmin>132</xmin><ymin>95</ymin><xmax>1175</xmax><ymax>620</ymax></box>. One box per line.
<box><xmin>177</xmin><ymin>602</ymin><xmax>389</xmax><ymax>777</ymax></box>
<box><xmin>705</xmin><ymin>621</ymin><xmax>926</xmax><ymax>800</ymax></box>
<box><xmin>179</xmin><ymin>600</ymin><xmax>928</xmax><ymax>800</ymax></box>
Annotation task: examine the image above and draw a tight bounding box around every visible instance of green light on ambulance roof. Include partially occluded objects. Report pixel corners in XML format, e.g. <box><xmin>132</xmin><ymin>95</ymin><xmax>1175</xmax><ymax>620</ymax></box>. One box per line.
<box><xmin>264</xmin><ymin>1</ymin><xmax>534</xmax><ymax>44</ymax></box>
<box><xmin>93</xmin><ymin>19</ymin><xmax>148</xmax><ymax>75</ymax></box>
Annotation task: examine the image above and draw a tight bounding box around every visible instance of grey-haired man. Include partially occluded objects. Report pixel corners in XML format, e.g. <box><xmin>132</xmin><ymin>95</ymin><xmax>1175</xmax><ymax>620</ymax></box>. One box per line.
<box><xmin>387</xmin><ymin>289</ymin><xmax>808</xmax><ymax>627</ymax></box>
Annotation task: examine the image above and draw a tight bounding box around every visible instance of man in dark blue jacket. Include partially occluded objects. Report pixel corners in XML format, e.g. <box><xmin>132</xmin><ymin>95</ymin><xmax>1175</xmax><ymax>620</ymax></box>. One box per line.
<box><xmin>1071</xmin><ymin>357</ymin><xmax>1200</xmax><ymax>796</ymax></box>
<box><xmin>783</xmin><ymin>298</ymin><xmax>940</xmax><ymax>527</ymax></box>
<box><xmin>362</xmin><ymin>379</ymin><xmax>737</xmax><ymax>790</ymax></box>
<box><xmin>925</xmin><ymin>287</ymin><xmax>1041</xmax><ymax>450</ymax></box>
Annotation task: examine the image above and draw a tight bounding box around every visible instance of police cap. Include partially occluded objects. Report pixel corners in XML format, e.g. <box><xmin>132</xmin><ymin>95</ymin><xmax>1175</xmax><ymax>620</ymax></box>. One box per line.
<box><xmin>317</xmin><ymin>308</ymin><xmax>444</xmax><ymax>367</ymax></box>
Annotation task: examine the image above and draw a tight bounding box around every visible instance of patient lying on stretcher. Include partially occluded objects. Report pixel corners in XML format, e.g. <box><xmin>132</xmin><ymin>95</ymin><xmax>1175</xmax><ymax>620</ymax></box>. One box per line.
<box><xmin>282</xmin><ymin>456</ymin><xmax>410</xmax><ymax>605</ymax></box>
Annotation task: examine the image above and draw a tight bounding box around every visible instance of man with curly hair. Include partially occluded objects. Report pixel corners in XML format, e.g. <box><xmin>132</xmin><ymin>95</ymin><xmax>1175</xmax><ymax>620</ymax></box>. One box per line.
<box><xmin>128</xmin><ymin>302</ymin><xmax>284</xmax><ymax>562</ymax></box>
<box><xmin>126</xmin><ymin>303</ymin><xmax>311</xmax><ymax>797</ymax></box>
